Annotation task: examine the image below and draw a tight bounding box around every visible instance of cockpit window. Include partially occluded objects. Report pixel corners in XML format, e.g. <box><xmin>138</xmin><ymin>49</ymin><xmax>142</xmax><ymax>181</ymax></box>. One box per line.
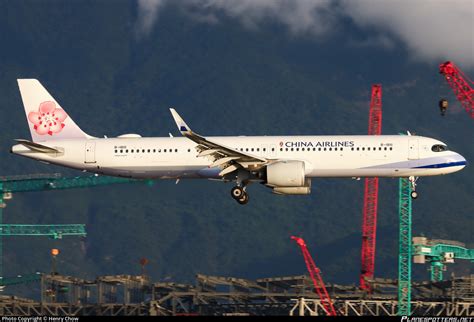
<box><xmin>431</xmin><ymin>144</ymin><xmax>447</xmax><ymax>152</ymax></box>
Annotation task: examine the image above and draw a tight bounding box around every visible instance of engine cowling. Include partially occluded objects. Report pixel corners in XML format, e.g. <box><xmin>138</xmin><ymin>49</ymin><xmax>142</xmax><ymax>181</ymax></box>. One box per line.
<box><xmin>266</xmin><ymin>160</ymin><xmax>306</xmax><ymax>187</ymax></box>
<box><xmin>273</xmin><ymin>185</ymin><xmax>311</xmax><ymax>195</ymax></box>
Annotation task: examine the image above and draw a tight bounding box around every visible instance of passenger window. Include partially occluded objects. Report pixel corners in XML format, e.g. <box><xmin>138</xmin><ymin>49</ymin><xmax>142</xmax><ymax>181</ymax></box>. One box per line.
<box><xmin>175</xmin><ymin>149</ymin><xmax>178</xmax><ymax>152</ymax></box>
<box><xmin>120</xmin><ymin>150</ymin><xmax>123</xmax><ymax>153</ymax></box>
<box><xmin>296</xmin><ymin>148</ymin><xmax>299</xmax><ymax>151</ymax></box>
<box><xmin>431</xmin><ymin>144</ymin><xmax>447</xmax><ymax>152</ymax></box>
<box><xmin>351</xmin><ymin>148</ymin><xmax>354</xmax><ymax>151</ymax></box>
<box><xmin>272</xmin><ymin>148</ymin><xmax>275</xmax><ymax>151</ymax></box>
<box><xmin>126</xmin><ymin>150</ymin><xmax>129</xmax><ymax>153</ymax></box>
<box><xmin>164</xmin><ymin>149</ymin><xmax>167</xmax><ymax>152</ymax></box>
<box><xmin>286</xmin><ymin>148</ymin><xmax>289</xmax><ymax>151</ymax></box>
<box><xmin>291</xmin><ymin>148</ymin><xmax>294</xmax><ymax>151</ymax></box>
<box><xmin>257</xmin><ymin>148</ymin><xmax>260</xmax><ymax>152</ymax></box>
<box><xmin>318</xmin><ymin>148</ymin><xmax>321</xmax><ymax>151</ymax></box>
<box><xmin>329</xmin><ymin>148</ymin><xmax>332</xmax><ymax>151</ymax></box>
<box><xmin>153</xmin><ymin>149</ymin><xmax>156</xmax><ymax>153</ymax></box>
<box><xmin>356</xmin><ymin>147</ymin><xmax>359</xmax><ymax>151</ymax></box>
<box><xmin>384</xmin><ymin>147</ymin><xmax>387</xmax><ymax>151</ymax></box>
<box><xmin>389</xmin><ymin>147</ymin><xmax>393</xmax><ymax>151</ymax></box>
<box><xmin>313</xmin><ymin>148</ymin><xmax>316</xmax><ymax>151</ymax></box>
<box><xmin>280</xmin><ymin>148</ymin><xmax>283</xmax><ymax>151</ymax></box>
<box><xmin>324</xmin><ymin>148</ymin><xmax>327</xmax><ymax>151</ymax></box>
<box><xmin>188</xmin><ymin>149</ymin><xmax>191</xmax><ymax>152</ymax></box>
<box><xmin>379</xmin><ymin>147</ymin><xmax>382</xmax><ymax>151</ymax></box>
<box><xmin>114</xmin><ymin>150</ymin><xmax>117</xmax><ymax>153</ymax></box>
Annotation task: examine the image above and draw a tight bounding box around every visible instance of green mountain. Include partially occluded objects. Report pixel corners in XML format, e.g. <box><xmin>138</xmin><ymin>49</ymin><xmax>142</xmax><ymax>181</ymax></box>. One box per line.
<box><xmin>0</xmin><ymin>1</ymin><xmax>472</xmax><ymax>297</ymax></box>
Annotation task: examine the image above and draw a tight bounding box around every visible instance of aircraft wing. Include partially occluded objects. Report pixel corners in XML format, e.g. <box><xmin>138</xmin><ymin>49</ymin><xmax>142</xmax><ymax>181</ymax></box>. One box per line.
<box><xmin>169</xmin><ymin>108</ymin><xmax>268</xmax><ymax>176</ymax></box>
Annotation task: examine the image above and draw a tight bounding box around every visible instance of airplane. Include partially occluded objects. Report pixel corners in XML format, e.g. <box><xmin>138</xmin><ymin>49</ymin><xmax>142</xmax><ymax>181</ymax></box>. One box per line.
<box><xmin>11</xmin><ymin>79</ymin><xmax>467</xmax><ymax>205</ymax></box>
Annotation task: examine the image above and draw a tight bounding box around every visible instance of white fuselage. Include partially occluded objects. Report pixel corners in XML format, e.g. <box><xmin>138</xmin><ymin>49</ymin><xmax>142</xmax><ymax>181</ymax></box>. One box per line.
<box><xmin>11</xmin><ymin>135</ymin><xmax>467</xmax><ymax>180</ymax></box>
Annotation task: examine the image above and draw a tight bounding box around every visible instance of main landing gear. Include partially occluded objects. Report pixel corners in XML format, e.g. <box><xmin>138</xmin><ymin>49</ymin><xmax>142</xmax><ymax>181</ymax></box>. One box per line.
<box><xmin>231</xmin><ymin>186</ymin><xmax>249</xmax><ymax>205</ymax></box>
<box><xmin>409</xmin><ymin>176</ymin><xmax>419</xmax><ymax>199</ymax></box>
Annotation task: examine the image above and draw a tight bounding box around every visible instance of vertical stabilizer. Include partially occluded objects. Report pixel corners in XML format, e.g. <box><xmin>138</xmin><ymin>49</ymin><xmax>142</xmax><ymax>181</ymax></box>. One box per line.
<box><xmin>17</xmin><ymin>79</ymin><xmax>92</xmax><ymax>142</ymax></box>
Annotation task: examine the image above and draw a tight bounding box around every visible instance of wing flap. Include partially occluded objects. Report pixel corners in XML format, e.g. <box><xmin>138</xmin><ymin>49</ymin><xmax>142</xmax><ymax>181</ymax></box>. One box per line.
<box><xmin>219</xmin><ymin>164</ymin><xmax>239</xmax><ymax>176</ymax></box>
<box><xmin>211</xmin><ymin>156</ymin><xmax>240</xmax><ymax>168</ymax></box>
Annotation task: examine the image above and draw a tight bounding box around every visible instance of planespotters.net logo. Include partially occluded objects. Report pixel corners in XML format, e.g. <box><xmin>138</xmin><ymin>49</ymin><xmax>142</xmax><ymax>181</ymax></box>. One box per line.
<box><xmin>401</xmin><ymin>317</ymin><xmax>473</xmax><ymax>322</ymax></box>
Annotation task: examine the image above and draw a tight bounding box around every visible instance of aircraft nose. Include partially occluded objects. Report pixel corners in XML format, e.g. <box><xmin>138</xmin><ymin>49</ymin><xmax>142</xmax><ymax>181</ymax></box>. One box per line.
<box><xmin>458</xmin><ymin>153</ymin><xmax>467</xmax><ymax>168</ymax></box>
<box><xmin>453</xmin><ymin>152</ymin><xmax>467</xmax><ymax>169</ymax></box>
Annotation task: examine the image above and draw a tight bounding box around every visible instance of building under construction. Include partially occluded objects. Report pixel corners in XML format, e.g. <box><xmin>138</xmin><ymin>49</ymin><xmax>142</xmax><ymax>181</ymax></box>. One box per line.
<box><xmin>0</xmin><ymin>273</ymin><xmax>472</xmax><ymax>316</ymax></box>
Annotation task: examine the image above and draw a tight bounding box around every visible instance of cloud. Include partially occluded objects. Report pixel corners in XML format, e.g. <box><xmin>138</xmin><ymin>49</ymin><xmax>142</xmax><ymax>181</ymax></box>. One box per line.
<box><xmin>135</xmin><ymin>0</ymin><xmax>474</xmax><ymax>68</ymax></box>
<box><xmin>189</xmin><ymin>0</ymin><xmax>339</xmax><ymax>36</ymax></box>
<box><xmin>342</xmin><ymin>0</ymin><xmax>474</xmax><ymax>68</ymax></box>
<box><xmin>136</xmin><ymin>0</ymin><xmax>167</xmax><ymax>36</ymax></box>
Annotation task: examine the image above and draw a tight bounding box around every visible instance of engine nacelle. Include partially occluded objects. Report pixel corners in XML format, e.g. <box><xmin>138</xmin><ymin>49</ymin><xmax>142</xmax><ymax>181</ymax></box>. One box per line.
<box><xmin>266</xmin><ymin>160</ymin><xmax>305</xmax><ymax>187</ymax></box>
<box><xmin>273</xmin><ymin>186</ymin><xmax>311</xmax><ymax>195</ymax></box>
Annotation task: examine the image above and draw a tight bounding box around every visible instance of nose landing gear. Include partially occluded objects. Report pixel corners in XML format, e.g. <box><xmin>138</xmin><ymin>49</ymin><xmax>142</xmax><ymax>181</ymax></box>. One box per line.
<box><xmin>231</xmin><ymin>186</ymin><xmax>249</xmax><ymax>205</ymax></box>
<box><xmin>409</xmin><ymin>176</ymin><xmax>419</xmax><ymax>199</ymax></box>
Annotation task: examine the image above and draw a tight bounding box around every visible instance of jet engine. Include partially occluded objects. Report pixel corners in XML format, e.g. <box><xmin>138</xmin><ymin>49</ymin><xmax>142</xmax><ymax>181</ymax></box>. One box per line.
<box><xmin>265</xmin><ymin>160</ymin><xmax>311</xmax><ymax>195</ymax></box>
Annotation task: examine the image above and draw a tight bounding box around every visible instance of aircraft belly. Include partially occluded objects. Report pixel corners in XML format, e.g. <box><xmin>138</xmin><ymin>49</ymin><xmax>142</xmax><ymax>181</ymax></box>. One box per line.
<box><xmin>99</xmin><ymin>165</ymin><xmax>217</xmax><ymax>179</ymax></box>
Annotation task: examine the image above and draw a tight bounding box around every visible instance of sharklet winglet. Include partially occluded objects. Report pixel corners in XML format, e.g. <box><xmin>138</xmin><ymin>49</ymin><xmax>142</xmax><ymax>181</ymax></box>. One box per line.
<box><xmin>169</xmin><ymin>108</ymin><xmax>192</xmax><ymax>136</ymax></box>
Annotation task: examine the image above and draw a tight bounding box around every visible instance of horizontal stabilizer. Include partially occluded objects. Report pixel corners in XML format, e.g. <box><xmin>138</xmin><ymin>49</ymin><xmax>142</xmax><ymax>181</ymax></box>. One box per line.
<box><xmin>15</xmin><ymin>139</ymin><xmax>60</xmax><ymax>153</ymax></box>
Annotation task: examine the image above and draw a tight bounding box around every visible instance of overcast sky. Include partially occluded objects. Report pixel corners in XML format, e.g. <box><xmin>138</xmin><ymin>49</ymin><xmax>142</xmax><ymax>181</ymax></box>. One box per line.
<box><xmin>136</xmin><ymin>0</ymin><xmax>474</xmax><ymax>69</ymax></box>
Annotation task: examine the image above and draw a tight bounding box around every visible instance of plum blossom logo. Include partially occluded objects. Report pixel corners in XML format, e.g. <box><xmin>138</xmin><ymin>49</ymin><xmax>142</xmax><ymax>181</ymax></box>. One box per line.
<box><xmin>28</xmin><ymin>101</ymin><xmax>68</xmax><ymax>135</ymax></box>
<box><xmin>279</xmin><ymin>141</ymin><xmax>284</xmax><ymax>147</ymax></box>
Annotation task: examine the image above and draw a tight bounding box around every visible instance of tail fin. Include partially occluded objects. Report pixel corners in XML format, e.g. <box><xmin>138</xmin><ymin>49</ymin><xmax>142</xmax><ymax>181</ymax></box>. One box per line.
<box><xmin>17</xmin><ymin>79</ymin><xmax>92</xmax><ymax>142</ymax></box>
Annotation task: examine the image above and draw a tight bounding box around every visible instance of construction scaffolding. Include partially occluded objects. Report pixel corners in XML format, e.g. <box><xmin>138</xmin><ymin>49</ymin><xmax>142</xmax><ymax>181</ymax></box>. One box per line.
<box><xmin>0</xmin><ymin>273</ymin><xmax>472</xmax><ymax>316</ymax></box>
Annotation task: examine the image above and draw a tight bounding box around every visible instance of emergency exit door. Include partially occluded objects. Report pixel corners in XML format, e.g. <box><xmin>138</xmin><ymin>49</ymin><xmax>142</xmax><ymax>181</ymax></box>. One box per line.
<box><xmin>85</xmin><ymin>142</ymin><xmax>96</xmax><ymax>163</ymax></box>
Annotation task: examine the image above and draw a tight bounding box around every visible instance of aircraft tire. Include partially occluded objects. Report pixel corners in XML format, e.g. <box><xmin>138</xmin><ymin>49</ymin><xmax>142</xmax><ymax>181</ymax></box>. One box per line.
<box><xmin>231</xmin><ymin>186</ymin><xmax>244</xmax><ymax>200</ymax></box>
<box><xmin>237</xmin><ymin>192</ymin><xmax>249</xmax><ymax>205</ymax></box>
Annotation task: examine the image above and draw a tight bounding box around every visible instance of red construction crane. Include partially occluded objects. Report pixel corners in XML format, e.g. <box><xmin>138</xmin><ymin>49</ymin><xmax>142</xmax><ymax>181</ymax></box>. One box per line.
<box><xmin>359</xmin><ymin>84</ymin><xmax>382</xmax><ymax>292</ymax></box>
<box><xmin>291</xmin><ymin>236</ymin><xmax>337</xmax><ymax>316</ymax></box>
<box><xmin>439</xmin><ymin>61</ymin><xmax>474</xmax><ymax>118</ymax></box>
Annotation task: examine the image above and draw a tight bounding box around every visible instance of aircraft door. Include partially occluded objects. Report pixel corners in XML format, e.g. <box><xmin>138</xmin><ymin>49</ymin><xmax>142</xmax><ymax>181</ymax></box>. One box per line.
<box><xmin>85</xmin><ymin>141</ymin><xmax>96</xmax><ymax>163</ymax></box>
<box><xmin>408</xmin><ymin>138</ymin><xmax>419</xmax><ymax>160</ymax></box>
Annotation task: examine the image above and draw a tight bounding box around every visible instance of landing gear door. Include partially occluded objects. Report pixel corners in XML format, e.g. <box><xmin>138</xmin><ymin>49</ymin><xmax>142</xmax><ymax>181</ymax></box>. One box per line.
<box><xmin>408</xmin><ymin>138</ymin><xmax>419</xmax><ymax>160</ymax></box>
<box><xmin>85</xmin><ymin>141</ymin><xmax>96</xmax><ymax>163</ymax></box>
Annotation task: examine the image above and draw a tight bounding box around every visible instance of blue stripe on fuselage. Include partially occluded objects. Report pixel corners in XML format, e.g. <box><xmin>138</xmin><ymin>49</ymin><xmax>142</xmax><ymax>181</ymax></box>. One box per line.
<box><xmin>414</xmin><ymin>160</ymin><xmax>467</xmax><ymax>169</ymax></box>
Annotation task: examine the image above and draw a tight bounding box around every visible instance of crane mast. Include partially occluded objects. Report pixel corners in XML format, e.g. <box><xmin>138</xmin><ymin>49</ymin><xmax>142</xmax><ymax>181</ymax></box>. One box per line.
<box><xmin>291</xmin><ymin>236</ymin><xmax>337</xmax><ymax>316</ymax></box>
<box><xmin>439</xmin><ymin>61</ymin><xmax>474</xmax><ymax>118</ymax></box>
<box><xmin>360</xmin><ymin>85</ymin><xmax>382</xmax><ymax>292</ymax></box>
